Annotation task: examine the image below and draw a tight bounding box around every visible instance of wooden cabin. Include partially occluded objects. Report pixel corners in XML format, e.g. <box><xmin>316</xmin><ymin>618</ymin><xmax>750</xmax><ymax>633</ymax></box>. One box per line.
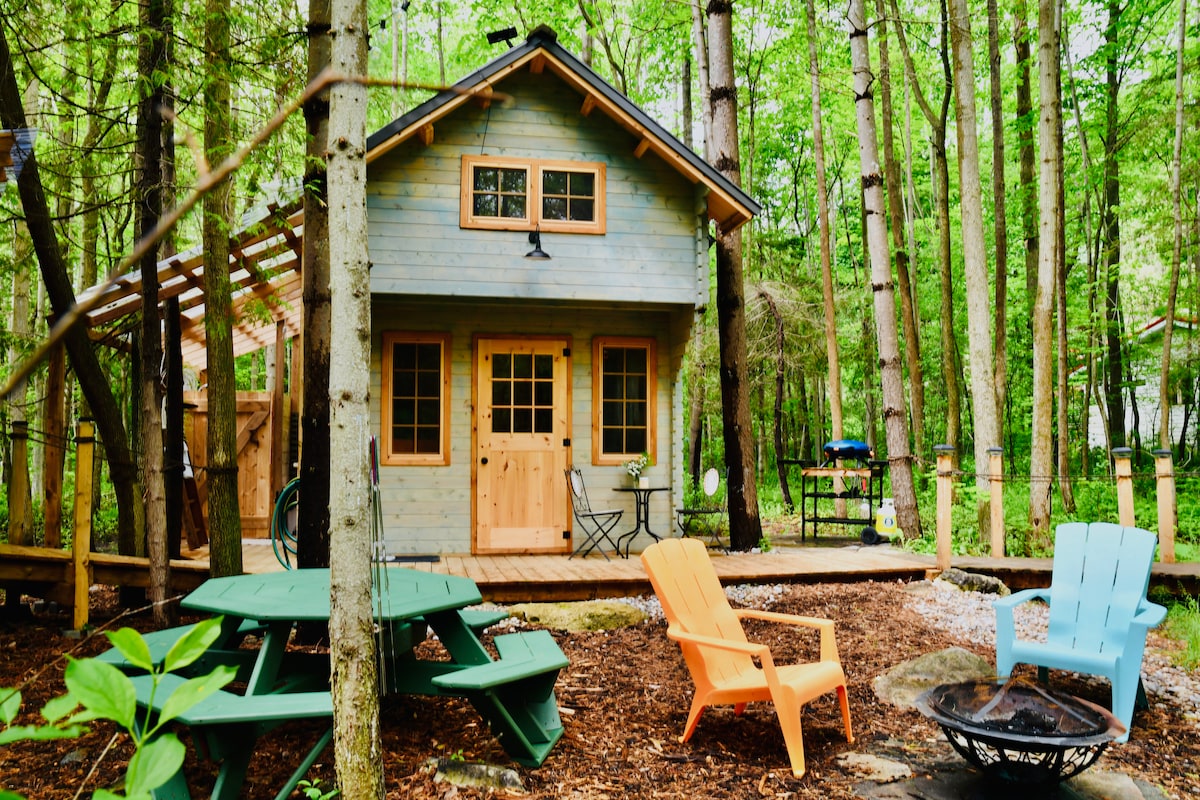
<box><xmin>363</xmin><ymin>27</ymin><xmax>757</xmax><ymax>555</ymax></box>
<box><xmin>77</xmin><ymin>26</ymin><xmax>758</xmax><ymax>557</ymax></box>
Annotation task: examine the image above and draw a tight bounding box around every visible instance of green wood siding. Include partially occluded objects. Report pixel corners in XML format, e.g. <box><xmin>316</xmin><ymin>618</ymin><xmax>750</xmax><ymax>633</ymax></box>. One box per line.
<box><xmin>367</xmin><ymin>71</ymin><xmax>706</xmax><ymax>306</ymax></box>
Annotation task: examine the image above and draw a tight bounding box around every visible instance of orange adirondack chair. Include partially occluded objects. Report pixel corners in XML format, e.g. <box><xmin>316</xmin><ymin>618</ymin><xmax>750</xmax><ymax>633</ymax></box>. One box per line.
<box><xmin>640</xmin><ymin>538</ymin><xmax>853</xmax><ymax>777</ymax></box>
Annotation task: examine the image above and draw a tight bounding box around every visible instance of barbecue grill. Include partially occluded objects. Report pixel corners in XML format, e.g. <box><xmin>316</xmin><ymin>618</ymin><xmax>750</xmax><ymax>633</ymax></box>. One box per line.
<box><xmin>915</xmin><ymin>679</ymin><xmax>1124</xmax><ymax>785</ymax></box>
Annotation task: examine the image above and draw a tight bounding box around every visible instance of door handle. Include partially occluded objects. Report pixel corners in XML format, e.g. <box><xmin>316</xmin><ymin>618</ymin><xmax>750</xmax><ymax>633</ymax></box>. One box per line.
<box><xmin>480</xmin><ymin>457</ymin><xmax>488</xmax><ymax>465</ymax></box>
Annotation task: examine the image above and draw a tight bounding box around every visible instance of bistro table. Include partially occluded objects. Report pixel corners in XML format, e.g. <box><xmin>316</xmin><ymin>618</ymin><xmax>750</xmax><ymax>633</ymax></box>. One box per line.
<box><xmin>612</xmin><ymin>485</ymin><xmax>670</xmax><ymax>557</ymax></box>
<box><xmin>125</xmin><ymin>567</ymin><xmax>567</xmax><ymax>800</ymax></box>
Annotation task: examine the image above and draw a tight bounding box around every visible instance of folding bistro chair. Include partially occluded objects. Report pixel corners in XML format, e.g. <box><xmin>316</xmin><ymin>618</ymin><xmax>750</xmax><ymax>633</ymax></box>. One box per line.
<box><xmin>565</xmin><ymin>466</ymin><xmax>623</xmax><ymax>560</ymax></box>
<box><xmin>675</xmin><ymin>467</ymin><xmax>726</xmax><ymax>549</ymax></box>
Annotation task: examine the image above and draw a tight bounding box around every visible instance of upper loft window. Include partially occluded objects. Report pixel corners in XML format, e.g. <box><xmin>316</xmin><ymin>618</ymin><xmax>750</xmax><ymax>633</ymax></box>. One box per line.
<box><xmin>461</xmin><ymin>155</ymin><xmax>605</xmax><ymax>234</ymax></box>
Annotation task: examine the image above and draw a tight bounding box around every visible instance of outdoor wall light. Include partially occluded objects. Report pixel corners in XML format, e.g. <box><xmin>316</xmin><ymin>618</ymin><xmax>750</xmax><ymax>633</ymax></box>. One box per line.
<box><xmin>525</xmin><ymin>226</ymin><xmax>551</xmax><ymax>260</ymax></box>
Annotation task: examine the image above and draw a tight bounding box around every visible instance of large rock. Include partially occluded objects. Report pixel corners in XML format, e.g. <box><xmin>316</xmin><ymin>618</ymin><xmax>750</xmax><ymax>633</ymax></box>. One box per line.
<box><xmin>507</xmin><ymin>600</ymin><xmax>646</xmax><ymax>632</ymax></box>
<box><xmin>873</xmin><ymin>647</ymin><xmax>994</xmax><ymax>709</ymax></box>
<box><xmin>937</xmin><ymin>567</ymin><xmax>1010</xmax><ymax>596</ymax></box>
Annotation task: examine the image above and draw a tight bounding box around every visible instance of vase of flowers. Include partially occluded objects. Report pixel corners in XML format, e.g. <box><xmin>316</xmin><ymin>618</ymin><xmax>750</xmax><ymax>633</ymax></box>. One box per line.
<box><xmin>624</xmin><ymin>452</ymin><xmax>651</xmax><ymax>487</ymax></box>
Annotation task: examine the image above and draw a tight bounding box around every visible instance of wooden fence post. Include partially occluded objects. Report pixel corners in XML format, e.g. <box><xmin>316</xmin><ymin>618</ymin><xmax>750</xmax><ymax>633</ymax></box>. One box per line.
<box><xmin>7</xmin><ymin>419</ymin><xmax>31</xmax><ymax>545</ymax></box>
<box><xmin>1112</xmin><ymin>447</ymin><xmax>1135</xmax><ymax>527</ymax></box>
<box><xmin>72</xmin><ymin>420</ymin><xmax>96</xmax><ymax>631</ymax></box>
<box><xmin>934</xmin><ymin>445</ymin><xmax>955</xmax><ymax>571</ymax></box>
<box><xmin>988</xmin><ymin>447</ymin><xmax>1004</xmax><ymax>558</ymax></box>
<box><xmin>1153</xmin><ymin>449</ymin><xmax>1176</xmax><ymax>564</ymax></box>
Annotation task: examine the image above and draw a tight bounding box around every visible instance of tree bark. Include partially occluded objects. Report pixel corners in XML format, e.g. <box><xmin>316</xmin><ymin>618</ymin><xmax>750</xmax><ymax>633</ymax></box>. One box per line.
<box><xmin>1014</xmin><ymin>0</ymin><xmax>1038</xmax><ymax>320</ymax></box>
<box><xmin>848</xmin><ymin>0</ymin><xmax>920</xmax><ymax>539</ymax></box>
<box><xmin>1162</xmin><ymin>0</ymin><xmax>1187</xmax><ymax>450</ymax></box>
<box><xmin>1030</xmin><ymin>0</ymin><xmax>1061</xmax><ymax>536</ymax></box>
<box><xmin>1101</xmin><ymin>0</ymin><xmax>1126</xmax><ymax>451</ymax></box>
<box><xmin>708</xmin><ymin>0</ymin><xmax>763</xmax><ymax>551</ymax></box>
<box><xmin>0</xmin><ymin>23</ymin><xmax>142</xmax><ymax>565</ymax></box>
<box><xmin>203</xmin><ymin>0</ymin><xmax>243</xmax><ymax>578</ymax></box>
<box><xmin>300</xmin><ymin>0</ymin><xmax>334</xmax><ymax>570</ymax></box>
<box><xmin>987</xmin><ymin>0</ymin><xmax>1008</xmax><ymax>449</ymax></box>
<box><xmin>327</xmin><ymin>0</ymin><xmax>381</xmax><ymax>796</ymax></box>
<box><xmin>948</xmin><ymin>0</ymin><xmax>1000</xmax><ymax>541</ymax></box>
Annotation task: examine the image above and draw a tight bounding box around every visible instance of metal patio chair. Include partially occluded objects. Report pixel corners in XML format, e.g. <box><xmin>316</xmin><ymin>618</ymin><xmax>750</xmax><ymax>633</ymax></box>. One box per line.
<box><xmin>565</xmin><ymin>466</ymin><xmax>623</xmax><ymax>560</ymax></box>
<box><xmin>675</xmin><ymin>467</ymin><xmax>727</xmax><ymax>550</ymax></box>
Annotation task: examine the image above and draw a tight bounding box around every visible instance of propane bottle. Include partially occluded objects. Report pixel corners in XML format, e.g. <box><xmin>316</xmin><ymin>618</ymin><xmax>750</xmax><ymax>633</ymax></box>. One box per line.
<box><xmin>875</xmin><ymin>498</ymin><xmax>899</xmax><ymax>538</ymax></box>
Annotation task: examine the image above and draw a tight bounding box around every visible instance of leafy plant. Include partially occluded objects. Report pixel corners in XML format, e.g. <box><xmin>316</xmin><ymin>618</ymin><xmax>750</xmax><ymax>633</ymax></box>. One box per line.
<box><xmin>1164</xmin><ymin>595</ymin><xmax>1200</xmax><ymax>671</ymax></box>
<box><xmin>298</xmin><ymin>778</ymin><xmax>341</xmax><ymax>799</ymax></box>
<box><xmin>0</xmin><ymin>617</ymin><xmax>234</xmax><ymax>800</ymax></box>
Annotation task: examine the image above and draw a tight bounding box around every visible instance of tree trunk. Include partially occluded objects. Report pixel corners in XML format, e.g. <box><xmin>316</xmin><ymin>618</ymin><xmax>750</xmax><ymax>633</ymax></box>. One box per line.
<box><xmin>708</xmin><ymin>0</ymin><xmax>762</xmax><ymax>552</ymax></box>
<box><xmin>690</xmin><ymin>0</ymin><xmax>711</xmax><ymax>160</ymax></box>
<box><xmin>759</xmin><ymin>288</ymin><xmax>793</xmax><ymax>510</ymax></box>
<box><xmin>1030</xmin><ymin>0</ymin><xmax>1061</xmax><ymax>537</ymax></box>
<box><xmin>203</xmin><ymin>0</ymin><xmax>243</xmax><ymax>578</ymax></box>
<box><xmin>848</xmin><ymin>0</ymin><xmax>920</xmax><ymax>539</ymax></box>
<box><xmin>948</xmin><ymin>0</ymin><xmax>1000</xmax><ymax>542</ymax></box>
<box><xmin>1014</xmin><ymin>0</ymin><xmax>1038</xmax><ymax>320</ymax></box>
<box><xmin>807</xmin><ymin>0</ymin><xmax>844</xmax><ymax>454</ymax></box>
<box><xmin>1101</xmin><ymin>0</ymin><xmax>1126</xmax><ymax>451</ymax></box>
<box><xmin>0</xmin><ymin>28</ymin><xmax>141</xmax><ymax>559</ymax></box>
<box><xmin>987</xmin><ymin>0</ymin><xmax>1008</xmax><ymax>449</ymax></box>
<box><xmin>1162</xmin><ymin>0</ymin><xmax>1187</xmax><ymax>450</ymax></box>
<box><xmin>301</xmin><ymin>0</ymin><xmax>334</xmax><ymax>569</ymax></box>
<box><xmin>327</xmin><ymin>0</ymin><xmax>381</xmax><ymax>795</ymax></box>
<box><xmin>137</xmin><ymin>0</ymin><xmax>170</xmax><ymax>622</ymax></box>
<box><xmin>1055</xmin><ymin>81</ymin><xmax>1075</xmax><ymax>513</ymax></box>
<box><xmin>875</xmin><ymin>0</ymin><xmax>923</xmax><ymax>460</ymax></box>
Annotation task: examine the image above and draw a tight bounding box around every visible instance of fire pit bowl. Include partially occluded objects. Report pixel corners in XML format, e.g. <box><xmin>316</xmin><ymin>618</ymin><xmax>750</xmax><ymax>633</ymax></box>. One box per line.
<box><xmin>915</xmin><ymin>679</ymin><xmax>1125</xmax><ymax>785</ymax></box>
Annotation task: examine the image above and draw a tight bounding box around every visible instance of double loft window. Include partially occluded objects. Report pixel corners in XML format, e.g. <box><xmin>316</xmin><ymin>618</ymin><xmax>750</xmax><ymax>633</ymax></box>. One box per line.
<box><xmin>381</xmin><ymin>332</ymin><xmax>451</xmax><ymax>465</ymax></box>
<box><xmin>461</xmin><ymin>155</ymin><xmax>606</xmax><ymax>234</ymax></box>
<box><xmin>592</xmin><ymin>336</ymin><xmax>656</xmax><ymax>465</ymax></box>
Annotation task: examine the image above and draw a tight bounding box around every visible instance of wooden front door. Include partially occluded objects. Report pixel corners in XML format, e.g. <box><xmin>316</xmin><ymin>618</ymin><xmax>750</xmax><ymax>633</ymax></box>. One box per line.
<box><xmin>474</xmin><ymin>337</ymin><xmax>571</xmax><ymax>553</ymax></box>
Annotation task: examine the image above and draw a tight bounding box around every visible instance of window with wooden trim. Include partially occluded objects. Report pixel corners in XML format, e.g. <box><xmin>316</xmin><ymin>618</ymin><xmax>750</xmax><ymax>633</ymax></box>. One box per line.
<box><xmin>461</xmin><ymin>155</ymin><xmax>605</xmax><ymax>234</ymax></box>
<box><xmin>592</xmin><ymin>336</ymin><xmax>656</xmax><ymax>465</ymax></box>
<box><xmin>381</xmin><ymin>332</ymin><xmax>451</xmax><ymax>465</ymax></box>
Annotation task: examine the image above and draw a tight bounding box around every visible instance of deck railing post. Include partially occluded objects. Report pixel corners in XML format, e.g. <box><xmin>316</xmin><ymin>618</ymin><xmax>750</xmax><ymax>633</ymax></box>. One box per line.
<box><xmin>988</xmin><ymin>447</ymin><xmax>1004</xmax><ymax>558</ymax></box>
<box><xmin>72</xmin><ymin>420</ymin><xmax>96</xmax><ymax>631</ymax></box>
<box><xmin>1153</xmin><ymin>449</ymin><xmax>1176</xmax><ymax>564</ymax></box>
<box><xmin>934</xmin><ymin>445</ymin><xmax>955</xmax><ymax>571</ymax></box>
<box><xmin>7</xmin><ymin>419</ymin><xmax>31</xmax><ymax>546</ymax></box>
<box><xmin>1112</xmin><ymin>447</ymin><xmax>1135</xmax><ymax>528</ymax></box>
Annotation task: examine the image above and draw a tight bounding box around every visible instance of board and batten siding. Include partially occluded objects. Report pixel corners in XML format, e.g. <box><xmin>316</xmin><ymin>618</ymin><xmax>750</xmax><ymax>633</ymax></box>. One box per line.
<box><xmin>370</xmin><ymin>299</ymin><xmax>687</xmax><ymax>555</ymax></box>
<box><xmin>366</xmin><ymin>71</ymin><xmax>709</xmax><ymax>307</ymax></box>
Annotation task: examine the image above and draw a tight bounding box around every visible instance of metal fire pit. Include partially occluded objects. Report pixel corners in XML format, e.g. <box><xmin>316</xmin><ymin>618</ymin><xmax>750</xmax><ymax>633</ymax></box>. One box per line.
<box><xmin>915</xmin><ymin>679</ymin><xmax>1125</xmax><ymax>785</ymax></box>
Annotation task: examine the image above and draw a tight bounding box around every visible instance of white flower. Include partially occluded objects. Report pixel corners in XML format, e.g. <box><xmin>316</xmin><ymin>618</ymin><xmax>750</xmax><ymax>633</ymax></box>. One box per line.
<box><xmin>624</xmin><ymin>453</ymin><xmax>649</xmax><ymax>478</ymax></box>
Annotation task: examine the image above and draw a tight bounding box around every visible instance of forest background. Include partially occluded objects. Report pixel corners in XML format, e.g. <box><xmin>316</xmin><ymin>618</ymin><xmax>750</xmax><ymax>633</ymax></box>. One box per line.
<box><xmin>0</xmin><ymin>0</ymin><xmax>1198</xmax><ymax>563</ymax></box>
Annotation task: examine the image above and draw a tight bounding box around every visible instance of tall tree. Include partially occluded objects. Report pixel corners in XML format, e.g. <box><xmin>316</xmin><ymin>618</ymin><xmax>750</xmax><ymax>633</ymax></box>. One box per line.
<box><xmin>708</xmin><ymin>0</ymin><xmax>763</xmax><ymax>551</ymax></box>
<box><xmin>300</xmin><ymin>0</ymin><xmax>334</xmax><ymax>569</ymax></box>
<box><xmin>137</xmin><ymin>0</ymin><xmax>171</xmax><ymax>620</ymax></box>
<box><xmin>947</xmin><ymin>0</ymin><xmax>1000</xmax><ymax>538</ymax></box>
<box><xmin>1101</xmin><ymin>0</ymin><xmax>1127</xmax><ymax>451</ymax></box>
<box><xmin>327</xmin><ymin>0</ymin><xmax>381</xmax><ymax>796</ymax></box>
<box><xmin>202</xmin><ymin>0</ymin><xmax>243</xmax><ymax>578</ymax></box>
<box><xmin>1030</xmin><ymin>0</ymin><xmax>1061</xmax><ymax>536</ymax></box>
<box><xmin>1015</xmin><ymin>0</ymin><xmax>1037</xmax><ymax>319</ymax></box>
<box><xmin>987</xmin><ymin>0</ymin><xmax>1009</xmax><ymax>447</ymax></box>
<box><xmin>848</xmin><ymin>0</ymin><xmax>920</xmax><ymax>539</ymax></box>
<box><xmin>1161</xmin><ymin>0</ymin><xmax>1187</xmax><ymax>450</ymax></box>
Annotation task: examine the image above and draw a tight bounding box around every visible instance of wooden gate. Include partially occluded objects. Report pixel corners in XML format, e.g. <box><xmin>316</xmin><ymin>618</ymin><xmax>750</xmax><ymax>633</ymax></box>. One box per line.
<box><xmin>183</xmin><ymin>391</ymin><xmax>279</xmax><ymax>538</ymax></box>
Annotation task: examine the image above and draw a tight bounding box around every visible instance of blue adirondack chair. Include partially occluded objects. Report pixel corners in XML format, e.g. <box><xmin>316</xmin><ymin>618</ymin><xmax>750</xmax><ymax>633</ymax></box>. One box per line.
<box><xmin>994</xmin><ymin>522</ymin><xmax>1166</xmax><ymax>742</ymax></box>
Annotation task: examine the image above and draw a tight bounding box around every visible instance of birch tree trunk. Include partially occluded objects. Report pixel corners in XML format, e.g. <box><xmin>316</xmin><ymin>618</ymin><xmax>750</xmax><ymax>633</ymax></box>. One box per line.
<box><xmin>1030</xmin><ymin>0</ymin><xmax>1061</xmax><ymax>535</ymax></box>
<box><xmin>1015</xmin><ymin>0</ymin><xmax>1038</xmax><ymax>319</ymax></box>
<box><xmin>300</xmin><ymin>0</ymin><xmax>333</xmax><ymax>569</ymax></box>
<box><xmin>327</xmin><ymin>0</ymin><xmax>381</xmax><ymax>795</ymax></box>
<box><xmin>1101</xmin><ymin>0</ymin><xmax>1126</xmax><ymax>450</ymax></box>
<box><xmin>987</xmin><ymin>0</ymin><xmax>1008</xmax><ymax>447</ymax></box>
<box><xmin>1162</xmin><ymin>0</ymin><xmax>1187</xmax><ymax>449</ymax></box>
<box><xmin>690</xmin><ymin>0</ymin><xmax>711</xmax><ymax>159</ymax></box>
<box><xmin>708</xmin><ymin>0</ymin><xmax>762</xmax><ymax>551</ymax></box>
<box><xmin>809</xmin><ymin>0</ymin><xmax>842</xmax><ymax>450</ymax></box>
<box><xmin>203</xmin><ymin>0</ymin><xmax>243</xmax><ymax>579</ymax></box>
<box><xmin>848</xmin><ymin>0</ymin><xmax>920</xmax><ymax>539</ymax></box>
<box><xmin>947</xmin><ymin>0</ymin><xmax>1000</xmax><ymax>541</ymax></box>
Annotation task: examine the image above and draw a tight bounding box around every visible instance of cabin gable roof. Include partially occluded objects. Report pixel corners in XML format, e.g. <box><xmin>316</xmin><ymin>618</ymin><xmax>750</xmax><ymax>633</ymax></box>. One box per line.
<box><xmin>365</xmin><ymin>25</ymin><xmax>759</xmax><ymax>231</ymax></box>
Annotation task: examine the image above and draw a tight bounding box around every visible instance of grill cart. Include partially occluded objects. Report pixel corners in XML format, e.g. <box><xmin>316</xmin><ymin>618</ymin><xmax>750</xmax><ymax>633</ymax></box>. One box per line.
<box><xmin>782</xmin><ymin>440</ymin><xmax>888</xmax><ymax>542</ymax></box>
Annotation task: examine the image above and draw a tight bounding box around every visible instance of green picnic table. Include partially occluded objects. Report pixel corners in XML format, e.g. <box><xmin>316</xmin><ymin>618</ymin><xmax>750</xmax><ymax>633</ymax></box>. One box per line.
<box><xmin>121</xmin><ymin>567</ymin><xmax>568</xmax><ymax>800</ymax></box>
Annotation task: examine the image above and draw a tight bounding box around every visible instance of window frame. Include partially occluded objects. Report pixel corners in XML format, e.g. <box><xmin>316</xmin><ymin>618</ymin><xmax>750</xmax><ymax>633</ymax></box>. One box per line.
<box><xmin>381</xmin><ymin>331</ymin><xmax>452</xmax><ymax>466</ymax></box>
<box><xmin>591</xmin><ymin>336</ymin><xmax>657</xmax><ymax>466</ymax></box>
<box><xmin>460</xmin><ymin>155</ymin><xmax>606</xmax><ymax>235</ymax></box>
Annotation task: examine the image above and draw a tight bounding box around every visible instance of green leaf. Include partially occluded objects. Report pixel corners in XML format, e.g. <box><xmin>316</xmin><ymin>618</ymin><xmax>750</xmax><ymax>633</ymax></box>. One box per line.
<box><xmin>63</xmin><ymin>657</ymin><xmax>136</xmax><ymax>730</ymax></box>
<box><xmin>0</xmin><ymin>789</ymin><xmax>27</xmax><ymax>800</ymax></box>
<box><xmin>157</xmin><ymin>666</ymin><xmax>236</xmax><ymax>725</ymax></box>
<box><xmin>40</xmin><ymin>692</ymin><xmax>80</xmax><ymax>724</ymax></box>
<box><xmin>104</xmin><ymin>627</ymin><xmax>155</xmax><ymax>672</ymax></box>
<box><xmin>163</xmin><ymin>617</ymin><xmax>225</xmax><ymax>673</ymax></box>
<box><xmin>0</xmin><ymin>688</ymin><xmax>20</xmax><ymax>725</ymax></box>
<box><xmin>0</xmin><ymin>723</ymin><xmax>88</xmax><ymax>745</ymax></box>
<box><xmin>126</xmin><ymin>733</ymin><xmax>185</xmax><ymax>796</ymax></box>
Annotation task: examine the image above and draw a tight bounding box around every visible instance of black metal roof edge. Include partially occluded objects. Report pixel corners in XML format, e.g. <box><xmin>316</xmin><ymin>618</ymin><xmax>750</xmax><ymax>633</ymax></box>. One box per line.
<box><xmin>364</xmin><ymin>26</ymin><xmax>761</xmax><ymax>219</ymax></box>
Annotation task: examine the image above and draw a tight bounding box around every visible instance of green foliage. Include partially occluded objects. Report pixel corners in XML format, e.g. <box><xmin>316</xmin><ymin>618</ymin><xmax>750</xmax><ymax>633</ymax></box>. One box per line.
<box><xmin>0</xmin><ymin>617</ymin><xmax>233</xmax><ymax>799</ymax></box>
<box><xmin>298</xmin><ymin>779</ymin><xmax>341</xmax><ymax>800</ymax></box>
<box><xmin>1164</xmin><ymin>595</ymin><xmax>1200</xmax><ymax>671</ymax></box>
